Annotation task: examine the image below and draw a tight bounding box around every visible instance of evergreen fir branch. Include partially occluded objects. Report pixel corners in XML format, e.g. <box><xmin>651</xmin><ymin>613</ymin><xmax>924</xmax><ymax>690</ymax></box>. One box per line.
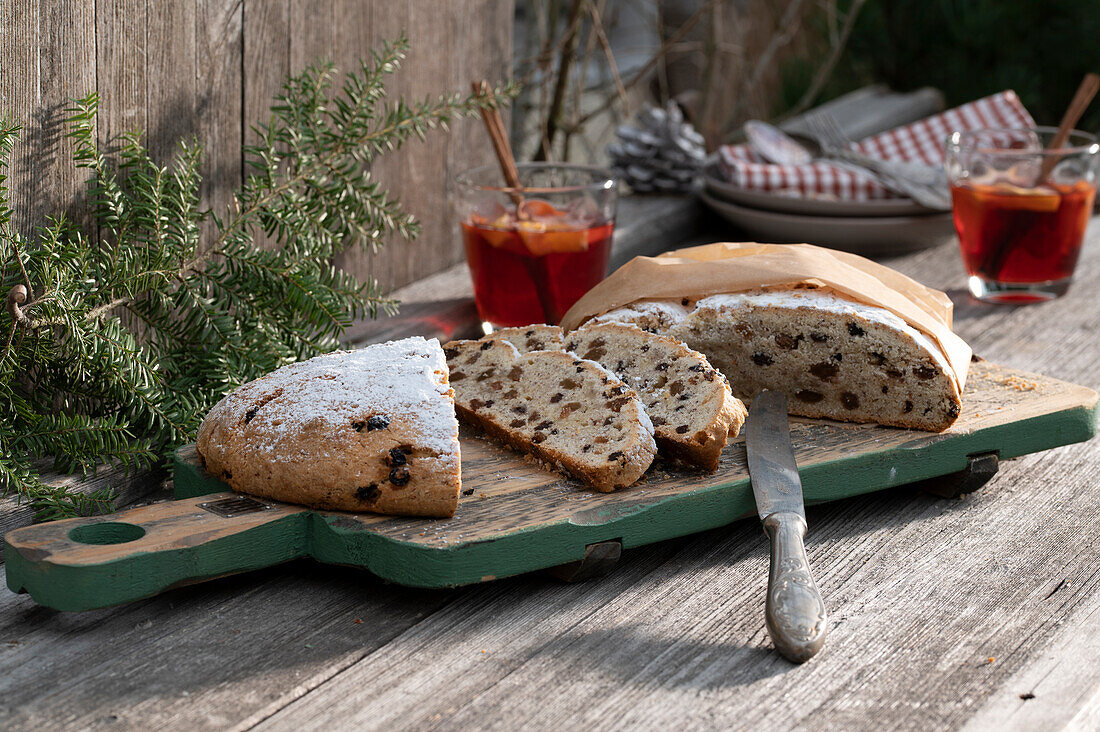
<box><xmin>29</xmin><ymin>484</ymin><xmax>118</xmax><ymax>522</ymax></box>
<box><xmin>0</xmin><ymin>35</ymin><xmax>518</xmax><ymax>519</ymax></box>
<box><xmin>12</xmin><ymin>413</ymin><xmax>155</xmax><ymax>475</ymax></box>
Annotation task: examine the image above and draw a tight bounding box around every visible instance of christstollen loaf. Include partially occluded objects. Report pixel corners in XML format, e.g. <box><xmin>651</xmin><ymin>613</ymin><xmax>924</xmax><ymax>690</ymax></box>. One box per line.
<box><xmin>562</xmin><ymin>242</ymin><xmax>973</xmax><ymax>432</ymax></box>
<box><xmin>197</xmin><ymin>336</ymin><xmax>462</xmax><ymax>518</ymax></box>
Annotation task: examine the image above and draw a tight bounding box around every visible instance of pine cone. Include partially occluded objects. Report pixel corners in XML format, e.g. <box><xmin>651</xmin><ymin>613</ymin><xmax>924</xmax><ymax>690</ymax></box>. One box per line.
<box><xmin>607</xmin><ymin>104</ymin><xmax>705</xmax><ymax>194</ymax></box>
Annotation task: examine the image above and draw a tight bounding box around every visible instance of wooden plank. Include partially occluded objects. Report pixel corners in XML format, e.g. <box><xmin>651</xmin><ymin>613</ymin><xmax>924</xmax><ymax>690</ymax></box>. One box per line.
<box><xmin>0</xmin><ymin>0</ymin><xmax>95</xmax><ymax>233</ymax></box>
<box><xmin>241</xmin><ymin>0</ymin><xmax>291</xmax><ymax>160</ymax></box>
<box><xmin>361</xmin><ymin>0</ymin><xmax>419</xmax><ymax>291</ymax></box>
<box><xmin>961</xmin><ymin>589</ymin><xmax>1100</xmax><ymax>731</ymax></box>
<box><xmin>0</xmin><ymin>559</ymin><xmax>459</xmax><ymax>730</ymax></box>
<box><xmin>193</xmin><ymin>0</ymin><xmax>244</xmax><ymax>232</ymax></box>
<box><xmin>95</xmin><ymin>0</ymin><xmax>149</xmax><ymax>149</ymax></box>
<box><xmin>0</xmin><ymin>0</ymin><xmax>42</xmax><ymax>237</ymax></box>
<box><xmin>143</xmin><ymin>2</ymin><xmax>198</xmax><ymax>163</ymax></box>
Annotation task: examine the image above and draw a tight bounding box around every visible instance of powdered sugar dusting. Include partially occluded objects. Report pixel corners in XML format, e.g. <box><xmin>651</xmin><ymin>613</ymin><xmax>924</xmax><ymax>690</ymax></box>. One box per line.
<box><xmin>202</xmin><ymin>336</ymin><xmax>458</xmax><ymax>457</ymax></box>
<box><xmin>590</xmin><ymin>300</ymin><xmax>689</xmax><ymax>330</ymax></box>
<box><xmin>695</xmin><ymin>290</ymin><xmax>952</xmax><ymax>375</ymax></box>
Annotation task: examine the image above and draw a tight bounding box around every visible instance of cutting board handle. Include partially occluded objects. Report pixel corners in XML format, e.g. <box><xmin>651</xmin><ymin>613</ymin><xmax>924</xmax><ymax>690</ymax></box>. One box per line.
<box><xmin>4</xmin><ymin>493</ymin><xmax>309</xmax><ymax>612</ymax></box>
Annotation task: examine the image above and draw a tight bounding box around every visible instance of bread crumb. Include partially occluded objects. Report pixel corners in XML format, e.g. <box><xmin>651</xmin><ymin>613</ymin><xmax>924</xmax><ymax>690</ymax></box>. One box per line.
<box><xmin>998</xmin><ymin>375</ymin><xmax>1039</xmax><ymax>391</ymax></box>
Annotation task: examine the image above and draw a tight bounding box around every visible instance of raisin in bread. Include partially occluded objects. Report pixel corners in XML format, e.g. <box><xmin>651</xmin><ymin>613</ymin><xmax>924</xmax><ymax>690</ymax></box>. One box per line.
<box><xmin>444</xmin><ymin>338</ymin><xmax>656</xmax><ymax>491</ymax></box>
<box><xmin>564</xmin><ymin>323</ymin><xmax>747</xmax><ymax>471</ymax></box>
<box><xmin>197</xmin><ymin>337</ymin><xmax>462</xmax><ymax>518</ymax></box>
<box><xmin>490</xmin><ymin>325</ymin><xmax>565</xmax><ymax>353</ymax></box>
<box><xmin>593</xmin><ymin>290</ymin><xmax>962</xmax><ymax>431</ymax></box>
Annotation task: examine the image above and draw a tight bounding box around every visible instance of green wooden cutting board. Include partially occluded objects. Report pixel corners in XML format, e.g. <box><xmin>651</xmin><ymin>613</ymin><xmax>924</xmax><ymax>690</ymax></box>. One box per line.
<box><xmin>5</xmin><ymin>361</ymin><xmax>1097</xmax><ymax>611</ymax></box>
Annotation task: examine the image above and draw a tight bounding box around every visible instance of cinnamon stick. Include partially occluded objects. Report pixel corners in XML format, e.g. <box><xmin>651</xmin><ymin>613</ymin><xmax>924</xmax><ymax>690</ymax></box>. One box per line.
<box><xmin>472</xmin><ymin>81</ymin><xmax>525</xmax><ymax>212</ymax></box>
<box><xmin>980</xmin><ymin>73</ymin><xmax>1099</xmax><ymax>281</ymax></box>
<box><xmin>1039</xmin><ymin>72</ymin><xmax>1100</xmax><ymax>182</ymax></box>
<box><xmin>471</xmin><ymin>80</ymin><xmax>558</xmax><ymax>323</ymax></box>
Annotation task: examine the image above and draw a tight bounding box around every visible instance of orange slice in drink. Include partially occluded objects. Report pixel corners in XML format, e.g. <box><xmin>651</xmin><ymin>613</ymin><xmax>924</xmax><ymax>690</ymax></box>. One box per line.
<box><xmin>515</xmin><ymin>200</ymin><xmax>592</xmax><ymax>255</ymax></box>
<box><xmin>977</xmin><ymin>183</ymin><xmax>1061</xmax><ymax>213</ymax></box>
<box><xmin>471</xmin><ymin>214</ymin><xmax>521</xmax><ymax>250</ymax></box>
<box><xmin>517</xmin><ymin>199</ymin><xmax>559</xmax><ymax>219</ymax></box>
<box><xmin>521</xmin><ymin>228</ymin><xmax>590</xmax><ymax>256</ymax></box>
<box><xmin>472</xmin><ymin>202</ymin><xmax>593</xmax><ymax>255</ymax></box>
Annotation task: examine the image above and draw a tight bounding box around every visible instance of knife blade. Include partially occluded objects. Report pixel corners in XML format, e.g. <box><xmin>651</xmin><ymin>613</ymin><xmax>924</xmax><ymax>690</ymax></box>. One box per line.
<box><xmin>746</xmin><ymin>390</ymin><xmax>828</xmax><ymax>663</ymax></box>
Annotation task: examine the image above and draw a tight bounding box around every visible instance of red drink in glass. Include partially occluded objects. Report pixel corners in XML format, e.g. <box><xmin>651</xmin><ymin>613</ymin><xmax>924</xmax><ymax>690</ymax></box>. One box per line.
<box><xmin>951</xmin><ymin>181</ymin><xmax>1095</xmax><ymax>295</ymax></box>
<box><xmin>462</xmin><ymin>205</ymin><xmax>613</xmax><ymax>326</ymax></box>
<box><xmin>456</xmin><ymin>163</ymin><xmax>618</xmax><ymax>328</ymax></box>
<box><xmin>946</xmin><ymin>126</ymin><xmax>1099</xmax><ymax>303</ymax></box>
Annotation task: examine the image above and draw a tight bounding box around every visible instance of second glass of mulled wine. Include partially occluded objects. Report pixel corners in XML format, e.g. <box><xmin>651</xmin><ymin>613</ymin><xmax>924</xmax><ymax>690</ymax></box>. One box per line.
<box><xmin>946</xmin><ymin>127</ymin><xmax>1098</xmax><ymax>303</ymax></box>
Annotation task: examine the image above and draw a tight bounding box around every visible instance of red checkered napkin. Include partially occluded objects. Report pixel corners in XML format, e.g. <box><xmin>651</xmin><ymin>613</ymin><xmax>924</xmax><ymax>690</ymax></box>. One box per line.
<box><xmin>716</xmin><ymin>91</ymin><xmax>1036</xmax><ymax>201</ymax></box>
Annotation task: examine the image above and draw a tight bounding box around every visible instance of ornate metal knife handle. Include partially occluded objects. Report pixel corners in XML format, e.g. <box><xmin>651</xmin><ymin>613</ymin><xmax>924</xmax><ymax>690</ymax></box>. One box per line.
<box><xmin>762</xmin><ymin>511</ymin><xmax>828</xmax><ymax>663</ymax></box>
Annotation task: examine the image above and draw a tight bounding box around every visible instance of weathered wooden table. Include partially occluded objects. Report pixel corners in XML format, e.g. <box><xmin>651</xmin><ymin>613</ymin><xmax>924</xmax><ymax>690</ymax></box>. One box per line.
<box><xmin>2</xmin><ymin>199</ymin><xmax>1099</xmax><ymax>730</ymax></box>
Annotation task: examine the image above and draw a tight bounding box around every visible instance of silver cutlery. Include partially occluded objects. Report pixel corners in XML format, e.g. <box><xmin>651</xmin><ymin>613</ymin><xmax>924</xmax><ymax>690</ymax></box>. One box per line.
<box><xmin>743</xmin><ymin>116</ymin><xmax>952</xmax><ymax>210</ymax></box>
<box><xmin>745</xmin><ymin>390</ymin><xmax>828</xmax><ymax>663</ymax></box>
<box><xmin>802</xmin><ymin>112</ymin><xmax>952</xmax><ymax>210</ymax></box>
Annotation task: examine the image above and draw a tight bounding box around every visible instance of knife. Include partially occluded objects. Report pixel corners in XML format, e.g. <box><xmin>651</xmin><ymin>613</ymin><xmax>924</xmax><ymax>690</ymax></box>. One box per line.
<box><xmin>745</xmin><ymin>390</ymin><xmax>828</xmax><ymax>663</ymax></box>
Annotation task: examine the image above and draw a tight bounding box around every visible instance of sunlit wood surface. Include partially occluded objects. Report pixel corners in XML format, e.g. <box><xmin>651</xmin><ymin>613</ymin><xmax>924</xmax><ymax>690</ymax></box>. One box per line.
<box><xmin>2</xmin><ymin>215</ymin><xmax>1099</xmax><ymax>728</ymax></box>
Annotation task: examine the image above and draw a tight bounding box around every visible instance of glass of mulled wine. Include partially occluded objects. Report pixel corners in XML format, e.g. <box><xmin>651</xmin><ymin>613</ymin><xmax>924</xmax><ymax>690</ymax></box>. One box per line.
<box><xmin>455</xmin><ymin>163</ymin><xmax>617</xmax><ymax>330</ymax></box>
<box><xmin>945</xmin><ymin>127</ymin><xmax>1099</xmax><ymax>303</ymax></box>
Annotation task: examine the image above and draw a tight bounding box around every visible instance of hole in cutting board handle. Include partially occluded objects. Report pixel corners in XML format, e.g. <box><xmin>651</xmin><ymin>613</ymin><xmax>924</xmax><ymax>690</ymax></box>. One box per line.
<box><xmin>68</xmin><ymin>522</ymin><xmax>147</xmax><ymax>545</ymax></box>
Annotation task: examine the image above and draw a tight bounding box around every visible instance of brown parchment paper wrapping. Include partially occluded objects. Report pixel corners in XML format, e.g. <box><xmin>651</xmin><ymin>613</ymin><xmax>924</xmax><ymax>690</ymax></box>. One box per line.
<box><xmin>560</xmin><ymin>242</ymin><xmax>972</xmax><ymax>391</ymax></box>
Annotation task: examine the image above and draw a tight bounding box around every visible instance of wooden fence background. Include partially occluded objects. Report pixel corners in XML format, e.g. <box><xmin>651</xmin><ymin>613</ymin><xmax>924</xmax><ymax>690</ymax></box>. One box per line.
<box><xmin>0</xmin><ymin>0</ymin><xmax>513</xmax><ymax>292</ymax></box>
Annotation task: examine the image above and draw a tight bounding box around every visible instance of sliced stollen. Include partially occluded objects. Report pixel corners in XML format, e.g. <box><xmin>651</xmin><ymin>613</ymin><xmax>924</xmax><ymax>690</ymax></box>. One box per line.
<box><xmin>443</xmin><ymin>338</ymin><xmax>656</xmax><ymax>491</ymax></box>
<box><xmin>499</xmin><ymin>323</ymin><xmax>747</xmax><ymax>471</ymax></box>
<box><xmin>564</xmin><ymin>322</ymin><xmax>747</xmax><ymax>471</ymax></box>
<box><xmin>197</xmin><ymin>336</ymin><xmax>462</xmax><ymax>518</ymax></box>
<box><xmin>594</xmin><ymin>289</ymin><xmax>962</xmax><ymax>431</ymax></box>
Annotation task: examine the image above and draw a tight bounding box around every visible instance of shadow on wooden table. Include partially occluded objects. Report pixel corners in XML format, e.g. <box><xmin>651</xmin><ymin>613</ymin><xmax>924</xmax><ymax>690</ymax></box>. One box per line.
<box><xmin>942</xmin><ymin>288</ymin><xmax>1032</xmax><ymax>323</ymax></box>
<box><xmin>0</xmin><ymin>479</ymin><xmax>981</xmax><ymax>726</ymax></box>
<box><xmin>534</xmin><ymin>623</ymin><xmax>787</xmax><ymax>689</ymax></box>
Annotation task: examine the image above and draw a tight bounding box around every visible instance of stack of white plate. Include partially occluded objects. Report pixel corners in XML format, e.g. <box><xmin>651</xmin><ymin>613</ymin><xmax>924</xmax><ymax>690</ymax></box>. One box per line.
<box><xmin>700</xmin><ymin>163</ymin><xmax>956</xmax><ymax>256</ymax></box>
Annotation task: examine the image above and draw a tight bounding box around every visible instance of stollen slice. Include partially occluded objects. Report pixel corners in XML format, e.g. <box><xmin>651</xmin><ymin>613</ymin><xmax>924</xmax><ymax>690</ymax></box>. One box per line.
<box><xmin>444</xmin><ymin>338</ymin><xmax>656</xmax><ymax>491</ymax></box>
<box><xmin>565</xmin><ymin>322</ymin><xmax>747</xmax><ymax>471</ymax></box>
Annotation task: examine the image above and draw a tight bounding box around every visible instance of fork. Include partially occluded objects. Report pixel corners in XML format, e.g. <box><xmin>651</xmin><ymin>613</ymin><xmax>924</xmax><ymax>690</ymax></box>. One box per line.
<box><xmin>803</xmin><ymin>112</ymin><xmax>952</xmax><ymax>210</ymax></box>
